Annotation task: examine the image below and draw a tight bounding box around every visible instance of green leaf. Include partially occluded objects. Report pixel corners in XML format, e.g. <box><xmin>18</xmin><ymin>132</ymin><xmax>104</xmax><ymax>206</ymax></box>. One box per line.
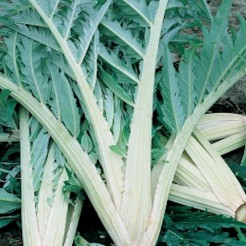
<box><xmin>4</xmin><ymin>32</ymin><xmax>21</xmax><ymax>86</ymax></box>
<box><xmin>13</xmin><ymin>8</ymin><xmax>45</xmax><ymax>27</ymax></box>
<box><xmin>30</xmin><ymin>126</ymin><xmax>50</xmax><ymax>192</ymax></box>
<box><xmin>0</xmin><ymin>214</ymin><xmax>20</xmax><ymax>229</ymax></box>
<box><xmin>82</xmin><ymin>32</ymin><xmax>99</xmax><ymax>89</ymax></box>
<box><xmin>104</xmin><ymin>89</ymin><xmax>114</xmax><ymax>128</ymax></box>
<box><xmin>178</xmin><ymin>47</ymin><xmax>196</xmax><ymax>117</ymax></box>
<box><xmin>99</xmin><ymin>45</ymin><xmax>140</xmax><ymax>84</ymax></box>
<box><xmin>110</xmin><ymin>145</ymin><xmax>126</xmax><ymax>158</ymax></box>
<box><xmin>161</xmin><ymin>206</ymin><xmax>246</xmax><ymax>246</ymax></box>
<box><xmin>81</xmin><ymin>132</ymin><xmax>93</xmax><ymax>153</ymax></box>
<box><xmin>98</xmin><ymin>67</ymin><xmax>134</xmax><ymax>106</ymax></box>
<box><xmin>1</xmin><ymin>19</ymin><xmax>60</xmax><ymax>51</ymax></box>
<box><xmin>0</xmin><ymin>1</ymin><xmax>30</xmax><ymax>18</ymax></box>
<box><xmin>160</xmin><ymin>46</ymin><xmax>185</xmax><ymax>134</ymax></box>
<box><xmin>48</xmin><ymin>63</ymin><xmax>80</xmax><ymax>137</ymax></box>
<box><xmin>0</xmin><ymin>188</ymin><xmax>21</xmax><ymax>214</ymax></box>
<box><xmin>63</xmin><ymin>167</ymin><xmax>84</xmax><ymax>201</ymax></box>
<box><xmin>53</xmin><ymin>0</ymin><xmax>87</xmax><ymax>39</ymax></box>
<box><xmin>173</xmin><ymin>214</ymin><xmax>246</xmax><ymax>230</ymax></box>
<box><xmin>30</xmin><ymin>0</ymin><xmax>59</xmax><ymax>18</ymax></box>
<box><xmin>194</xmin><ymin>0</ymin><xmax>233</xmax><ymax>104</ymax></box>
<box><xmin>18</xmin><ymin>36</ymin><xmax>50</xmax><ymax>103</ymax></box>
<box><xmin>0</xmin><ymin>89</ymin><xmax>17</xmax><ymax>128</ymax></box>
<box><xmin>100</xmin><ymin>18</ymin><xmax>144</xmax><ymax>57</ymax></box>
<box><xmin>120</xmin><ymin>0</ymin><xmax>152</xmax><ymax>24</ymax></box>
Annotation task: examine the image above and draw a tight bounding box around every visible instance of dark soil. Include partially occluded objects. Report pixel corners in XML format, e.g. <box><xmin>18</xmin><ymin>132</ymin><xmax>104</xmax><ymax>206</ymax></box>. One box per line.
<box><xmin>0</xmin><ymin>225</ymin><xmax>22</xmax><ymax>246</ymax></box>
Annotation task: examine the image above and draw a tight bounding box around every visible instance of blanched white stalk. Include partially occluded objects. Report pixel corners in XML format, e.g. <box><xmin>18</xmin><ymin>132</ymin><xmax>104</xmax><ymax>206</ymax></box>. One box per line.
<box><xmin>20</xmin><ymin>108</ymin><xmax>41</xmax><ymax>246</ymax></box>
<box><xmin>197</xmin><ymin>113</ymin><xmax>246</xmax><ymax>141</ymax></box>
<box><xmin>64</xmin><ymin>198</ymin><xmax>83</xmax><ymax>246</ymax></box>
<box><xmin>29</xmin><ymin>0</ymin><xmax>124</xmax><ymax>208</ymax></box>
<box><xmin>20</xmin><ymin>108</ymin><xmax>83</xmax><ymax>246</ymax></box>
<box><xmin>0</xmin><ymin>75</ymin><xmax>130</xmax><ymax>246</ymax></box>
<box><xmin>214</xmin><ymin>131</ymin><xmax>246</xmax><ymax>155</ymax></box>
<box><xmin>43</xmin><ymin>170</ymin><xmax>69</xmax><ymax>246</ymax></box>
<box><xmin>121</xmin><ymin>0</ymin><xmax>168</xmax><ymax>242</ymax></box>
<box><xmin>169</xmin><ymin>184</ymin><xmax>234</xmax><ymax>217</ymax></box>
<box><xmin>151</xmin><ymin>113</ymin><xmax>246</xmax><ymax>224</ymax></box>
<box><xmin>171</xmin><ymin>129</ymin><xmax>246</xmax><ymax>219</ymax></box>
<box><xmin>143</xmin><ymin>69</ymin><xmax>246</xmax><ymax>246</ymax></box>
<box><xmin>37</xmin><ymin>144</ymin><xmax>57</xmax><ymax>242</ymax></box>
<box><xmin>174</xmin><ymin>157</ymin><xmax>211</xmax><ymax>191</ymax></box>
<box><xmin>185</xmin><ymin>129</ymin><xmax>246</xmax><ymax>213</ymax></box>
<box><xmin>174</xmin><ymin>114</ymin><xmax>246</xmax><ymax>190</ymax></box>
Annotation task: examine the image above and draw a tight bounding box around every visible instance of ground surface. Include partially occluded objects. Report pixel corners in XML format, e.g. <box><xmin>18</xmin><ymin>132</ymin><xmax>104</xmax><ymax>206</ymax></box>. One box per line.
<box><xmin>0</xmin><ymin>0</ymin><xmax>245</xmax><ymax>245</ymax></box>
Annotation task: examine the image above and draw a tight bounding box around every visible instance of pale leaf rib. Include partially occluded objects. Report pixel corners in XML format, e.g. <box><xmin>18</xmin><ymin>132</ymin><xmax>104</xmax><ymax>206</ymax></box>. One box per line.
<box><xmin>11</xmin><ymin>33</ymin><xmax>21</xmax><ymax>86</ymax></box>
<box><xmin>101</xmin><ymin>19</ymin><xmax>144</xmax><ymax>58</ymax></box>
<box><xmin>43</xmin><ymin>169</ymin><xmax>69</xmax><ymax>245</ymax></box>
<box><xmin>0</xmin><ymin>74</ymin><xmax>131</xmax><ymax>245</ymax></box>
<box><xmin>169</xmin><ymin>185</ymin><xmax>234</xmax><ymax>217</ymax></box>
<box><xmin>48</xmin><ymin>64</ymin><xmax>62</xmax><ymax>121</ymax></box>
<box><xmin>50</xmin><ymin>0</ymin><xmax>61</xmax><ymax>19</ymax></box>
<box><xmin>178</xmin><ymin>47</ymin><xmax>196</xmax><ymax>117</ymax></box>
<box><xmin>122</xmin><ymin>0</ymin><xmax>152</xmax><ymax>26</ymax></box>
<box><xmin>29</xmin><ymin>42</ymin><xmax>44</xmax><ymax>103</ymax></box>
<box><xmin>121</xmin><ymin>0</ymin><xmax>168</xmax><ymax>242</ymax></box>
<box><xmin>63</xmin><ymin>0</ymin><xmax>79</xmax><ymax>40</ymax></box>
<box><xmin>4</xmin><ymin>32</ymin><xmax>21</xmax><ymax>86</ymax></box>
<box><xmin>161</xmin><ymin>46</ymin><xmax>185</xmax><ymax>134</ymax></box>
<box><xmin>29</xmin><ymin>0</ymin><xmax>125</xmax><ymax>209</ymax></box>
<box><xmin>142</xmin><ymin>67</ymin><xmax>246</xmax><ymax>245</ymax></box>
<box><xmin>99</xmin><ymin>45</ymin><xmax>140</xmax><ymax>84</ymax></box>
<box><xmin>78</xmin><ymin>0</ymin><xmax>112</xmax><ymax>65</ymax></box>
<box><xmin>20</xmin><ymin>108</ymin><xmax>41</xmax><ymax>246</ymax></box>
<box><xmin>37</xmin><ymin>143</ymin><xmax>56</xmax><ymax>242</ymax></box>
<box><xmin>63</xmin><ymin>197</ymin><xmax>83</xmax><ymax>246</ymax></box>
<box><xmin>196</xmin><ymin>0</ymin><xmax>232</xmax><ymax>104</ymax></box>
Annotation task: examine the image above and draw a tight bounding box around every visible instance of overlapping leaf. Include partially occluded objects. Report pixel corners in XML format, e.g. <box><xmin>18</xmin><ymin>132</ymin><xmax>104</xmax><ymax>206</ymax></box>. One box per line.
<box><xmin>48</xmin><ymin>63</ymin><xmax>80</xmax><ymax>137</ymax></box>
<box><xmin>160</xmin><ymin>46</ymin><xmax>185</xmax><ymax>134</ymax></box>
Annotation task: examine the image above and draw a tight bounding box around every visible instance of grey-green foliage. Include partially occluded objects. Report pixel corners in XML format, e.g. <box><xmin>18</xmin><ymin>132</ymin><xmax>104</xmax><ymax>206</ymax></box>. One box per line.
<box><xmin>160</xmin><ymin>46</ymin><xmax>185</xmax><ymax>134</ymax></box>
<box><xmin>0</xmin><ymin>0</ymin><xmax>151</xmax><ymax>167</ymax></box>
<box><xmin>0</xmin><ymin>0</ymin><xmax>135</xmax><ymax>144</ymax></box>
<box><xmin>29</xmin><ymin>118</ymin><xmax>50</xmax><ymax>192</ymax></box>
<box><xmin>18</xmin><ymin>37</ymin><xmax>50</xmax><ymax>103</ymax></box>
<box><xmin>0</xmin><ymin>127</ymin><xmax>20</xmax><ymax>228</ymax></box>
<box><xmin>161</xmin><ymin>206</ymin><xmax>246</xmax><ymax>246</ymax></box>
<box><xmin>0</xmin><ymin>0</ymin><xmax>220</xmax><ymax>146</ymax></box>
<box><xmin>0</xmin><ymin>0</ymin><xmax>245</xmax><ymax>244</ymax></box>
<box><xmin>0</xmin><ymin>0</ymin><xmax>244</xmax><ymax>184</ymax></box>
<box><xmin>0</xmin><ymin>90</ymin><xmax>18</xmax><ymax>129</ymax></box>
<box><xmin>158</xmin><ymin>0</ymin><xmax>246</xmax><ymax>134</ymax></box>
<box><xmin>193</xmin><ymin>0</ymin><xmax>232</xmax><ymax>104</ymax></box>
<box><xmin>48</xmin><ymin>63</ymin><xmax>80</xmax><ymax>137</ymax></box>
<box><xmin>0</xmin><ymin>188</ymin><xmax>21</xmax><ymax>214</ymax></box>
<box><xmin>27</xmin><ymin>115</ymin><xmax>79</xmax><ymax>207</ymax></box>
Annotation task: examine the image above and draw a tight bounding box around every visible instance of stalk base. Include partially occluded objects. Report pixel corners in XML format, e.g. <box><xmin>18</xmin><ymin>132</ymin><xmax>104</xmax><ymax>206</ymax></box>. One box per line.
<box><xmin>236</xmin><ymin>203</ymin><xmax>246</xmax><ymax>223</ymax></box>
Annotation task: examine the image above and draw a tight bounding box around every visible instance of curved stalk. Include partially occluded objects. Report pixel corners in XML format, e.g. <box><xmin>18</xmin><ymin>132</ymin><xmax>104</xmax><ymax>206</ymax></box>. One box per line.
<box><xmin>141</xmin><ymin>69</ymin><xmax>246</xmax><ymax>245</ymax></box>
<box><xmin>20</xmin><ymin>108</ymin><xmax>41</xmax><ymax>246</ymax></box>
<box><xmin>121</xmin><ymin>1</ymin><xmax>168</xmax><ymax>242</ymax></box>
<box><xmin>29</xmin><ymin>0</ymin><xmax>124</xmax><ymax>208</ymax></box>
<box><xmin>0</xmin><ymin>74</ymin><xmax>130</xmax><ymax>246</ymax></box>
